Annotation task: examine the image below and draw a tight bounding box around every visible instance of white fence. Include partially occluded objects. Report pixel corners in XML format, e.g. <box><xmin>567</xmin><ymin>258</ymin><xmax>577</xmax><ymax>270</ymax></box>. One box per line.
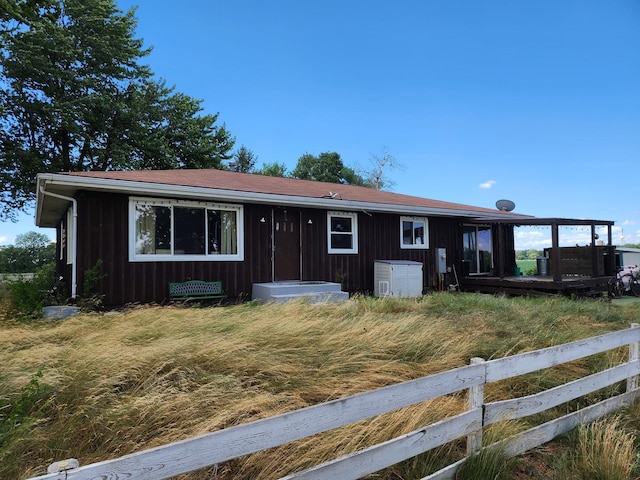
<box><xmin>32</xmin><ymin>324</ymin><xmax>640</xmax><ymax>480</ymax></box>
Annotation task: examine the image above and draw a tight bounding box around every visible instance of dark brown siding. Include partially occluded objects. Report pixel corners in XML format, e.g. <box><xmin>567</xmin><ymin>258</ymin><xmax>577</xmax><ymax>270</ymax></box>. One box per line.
<box><xmin>70</xmin><ymin>191</ymin><xmax>473</xmax><ymax>305</ymax></box>
<box><xmin>72</xmin><ymin>191</ymin><xmax>277</xmax><ymax>305</ymax></box>
<box><xmin>302</xmin><ymin>211</ymin><xmax>462</xmax><ymax>294</ymax></box>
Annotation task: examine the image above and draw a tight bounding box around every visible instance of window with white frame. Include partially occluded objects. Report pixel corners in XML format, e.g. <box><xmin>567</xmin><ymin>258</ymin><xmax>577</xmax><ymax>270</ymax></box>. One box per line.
<box><xmin>327</xmin><ymin>211</ymin><xmax>358</xmax><ymax>254</ymax></box>
<box><xmin>129</xmin><ymin>197</ymin><xmax>244</xmax><ymax>261</ymax></box>
<box><xmin>400</xmin><ymin>216</ymin><xmax>429</xmax><ymax>249</ymax></box>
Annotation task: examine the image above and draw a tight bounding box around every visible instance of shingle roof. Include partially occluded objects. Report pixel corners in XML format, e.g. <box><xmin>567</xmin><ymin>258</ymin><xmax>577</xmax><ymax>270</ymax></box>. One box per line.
<box><xmin>36</xmin><ymin>169</ymin><xmax>526</xmax><ymax>227</ymax></box>
<box><xmin>58</xmin><ymin>169</ymin><xmax>512</xmax><ymax>215</ymax></box>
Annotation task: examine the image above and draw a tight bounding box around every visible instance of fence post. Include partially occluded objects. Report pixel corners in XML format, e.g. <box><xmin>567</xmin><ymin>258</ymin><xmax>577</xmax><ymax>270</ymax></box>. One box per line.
<box><xmin>628</xmin><ymin>323</ymin><xmax>640</xmax><ymax>393</ymax></box>
<box><xmin>47</xmin><ymin>458</ymin><xmax>79</xmax><ymax>474</ymax></box>
<box><xmin>467</xmin><ymin>357</ymin><xmax>486</xmax><ymax>454</ymax></box>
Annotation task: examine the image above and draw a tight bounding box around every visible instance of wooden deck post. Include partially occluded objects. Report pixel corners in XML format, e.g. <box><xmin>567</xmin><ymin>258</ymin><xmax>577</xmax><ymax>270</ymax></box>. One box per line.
<box><xmin>467</xmin><ymin>357</ymin><xmax>486</xmax><ymax>454</ymax></box>
<box><xmin>628</xmin><ymin>323</ymin><xmax>640</xmax><ymax>393</ymax></box>
<box><xmin>47</xmin><ymin>458</ymin><xmax>79</xmax><ymax>474</ymax></box>
<box><xmin>607</xmin><ymin>224</ymin><xmax>613</xmax><ymax>249</ymax></box>
<box><xmin>590</xmin><ymin>223</ymin><xmax>598</xmax><ymax>276</ymax></box>
<box><xmin>497</xmin><ymin>223</ymin><xmax>505</xmax><ymax>278</ymax></box>
<box><xmin>551</xmin><ymin>224</ymin><xmax>562</xmax><ymax>282</ymax></box>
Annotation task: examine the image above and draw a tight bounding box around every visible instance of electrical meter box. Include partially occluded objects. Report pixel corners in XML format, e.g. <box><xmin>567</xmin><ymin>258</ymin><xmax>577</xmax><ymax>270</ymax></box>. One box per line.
<box><xmin>437</xmin><ymin>248</ymin><xmax>447</xmax><ymax>274</ymax></box>
<box><xmin>374</xmin><ymin>260</ymin><xmax>423</xmax><ymax>297</ymax></box>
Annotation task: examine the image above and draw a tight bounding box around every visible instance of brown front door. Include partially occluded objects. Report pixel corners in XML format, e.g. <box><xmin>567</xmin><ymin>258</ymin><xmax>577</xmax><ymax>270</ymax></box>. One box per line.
<box><xmin>274</xmin><ymin>208</ymin><xmax>301</xmax><ymax>281</ymax></box>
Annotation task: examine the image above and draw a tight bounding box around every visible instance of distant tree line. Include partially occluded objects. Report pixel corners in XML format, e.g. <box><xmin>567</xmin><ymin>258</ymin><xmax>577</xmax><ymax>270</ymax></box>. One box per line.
<box><xmin>0</xmin><ymin>232</ymin><xmax>55</xmax><ymax>273</ymax></box>
<box><xmin>515</xmin><ymin>250</ymin><xmax>543</xmax><ymax>261</ymax></box>
<box><xmin>231</xmin><ymin>146</ymin><xmax>399</xmax><ymax>189</ymax></box>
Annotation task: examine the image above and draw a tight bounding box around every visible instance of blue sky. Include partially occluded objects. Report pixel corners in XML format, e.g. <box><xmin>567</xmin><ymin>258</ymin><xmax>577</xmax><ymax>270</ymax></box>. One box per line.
<box><xmin>1</xmin><ymin>0</ymin><xmax>639</xmax><ymax>248</ymax></box>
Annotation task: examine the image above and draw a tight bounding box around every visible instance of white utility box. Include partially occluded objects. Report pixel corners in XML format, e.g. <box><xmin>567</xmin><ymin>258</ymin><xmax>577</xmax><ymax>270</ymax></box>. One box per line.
<box><xmin>374</xmin><ymin>260</ymin><xmax>423</xmax><ymax>297</ymax></box>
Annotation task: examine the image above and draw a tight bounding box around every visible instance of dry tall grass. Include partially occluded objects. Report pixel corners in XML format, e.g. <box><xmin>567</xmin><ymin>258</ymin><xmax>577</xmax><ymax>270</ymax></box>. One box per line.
<box><xmin>455</xmin><ymin>421</ymin><xmax>526</xmax><ymax>480</ymax></box>
<box><xmin>0</xmin><ymin>293</ymin><xmax>637</xmax><ymax>479</ymax></box>
<box><xmin>568</xmin><ymin>416</ymin><xmax>636</xmax><ymax>480</ymax></box>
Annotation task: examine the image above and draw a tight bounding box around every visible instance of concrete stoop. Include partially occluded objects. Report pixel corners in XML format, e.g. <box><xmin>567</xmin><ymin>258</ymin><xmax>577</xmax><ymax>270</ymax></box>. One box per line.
<box><xmin>251</xmin><ymin>281</ymin><xmax>349</xmax><ymax>303</ymax></box>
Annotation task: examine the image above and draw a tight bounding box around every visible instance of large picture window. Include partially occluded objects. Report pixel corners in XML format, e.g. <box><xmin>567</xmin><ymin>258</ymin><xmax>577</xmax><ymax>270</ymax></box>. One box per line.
<box><xmin>327</xmin><ymin>211</ymin><xmax>358</xmax><ymax>254</ymax></box>
<box><xmin>400</xmin><ymin>216</ymin><xmax>429</xmax><ymax>249</ymax></box>
<box><xmin>129</xmin><ymin>198</ymin><xmax>243</xmax><ymax>261</ymax></box>
<box><xmin>462</xmin><ymin>225</ymin><xmax>493</xmax><ymax>275</ymax></box>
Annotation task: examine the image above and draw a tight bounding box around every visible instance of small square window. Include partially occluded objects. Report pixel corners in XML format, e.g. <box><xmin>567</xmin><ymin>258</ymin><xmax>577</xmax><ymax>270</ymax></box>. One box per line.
<box><xmin>327</xmin><ymin>211</ymin><xmax>358</xmax><ymax>254</ymax></box>
<box><xmin>400</xmin><ymin>216</ymin><xmax>429</xmax><ymax>249</ymax></box>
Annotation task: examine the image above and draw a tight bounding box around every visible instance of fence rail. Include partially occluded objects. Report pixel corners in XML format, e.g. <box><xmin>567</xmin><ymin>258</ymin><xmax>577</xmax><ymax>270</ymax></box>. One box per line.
<box><xmin>31</xmin><ymin>324</ymin><xmax>640</xmax><ymax>480</ymax></box>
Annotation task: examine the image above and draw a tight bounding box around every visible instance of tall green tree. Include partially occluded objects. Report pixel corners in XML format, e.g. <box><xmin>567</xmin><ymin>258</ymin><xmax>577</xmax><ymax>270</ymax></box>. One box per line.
<box><xmin>231</xmin><ymin>145</ymin><xmax>257</xmax><ymax>173</ymax></box>
<box><xmin>0</xmin><ymin>0</ymin><xmax>235</xmax><ymax>220</ymax></box>
<box><xmin>255</xmin><ymin>161</ymin><xmax>288</xmax><ymax>177</ymax></box>
<box><xmin>14</xmin><ymin>231</ymin><xmax>50</xmax><ymax>250</ymax></box>
<box><xmin>291</xmin><ymin>152</ymin><xmax>364</xmax><ymax>185</ymax></box>
<box><xmin>0</xmin><ymin>0</ymin><xmax>53</xmax><ymax>26</ymax></box>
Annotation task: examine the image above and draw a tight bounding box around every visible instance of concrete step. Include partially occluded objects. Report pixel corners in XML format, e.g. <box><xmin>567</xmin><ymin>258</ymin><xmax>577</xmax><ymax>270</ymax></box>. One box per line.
<box><xmin>252</xmin><ymin>281</ymin><xmax>348</xmax><ymax>303</ymax></box>
<box><xmin>269</xmin><ymin>291</ymin><xmax>350</xmax><ymax>303</ymax></box>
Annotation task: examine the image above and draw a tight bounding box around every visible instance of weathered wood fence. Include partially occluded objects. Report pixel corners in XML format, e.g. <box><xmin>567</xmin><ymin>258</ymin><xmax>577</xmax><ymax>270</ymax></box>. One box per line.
<box><xmin>32</xmin><ymin>324</ymin><xmax>640</xmax><ymax>480</ymax></box>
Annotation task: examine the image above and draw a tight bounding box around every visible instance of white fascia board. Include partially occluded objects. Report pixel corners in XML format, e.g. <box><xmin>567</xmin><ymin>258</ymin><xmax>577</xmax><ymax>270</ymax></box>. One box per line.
<box><xmin>35</xmin><ymin>175</ymin><xmax>56</xmax><ymax>225</ymax></box>
<box><xmin>35</xmin><ymin>176</ymin><xmax>45</xmax><ymax>224</ymax></box>
<box><xmin>37</xmin><ymin>173</ymin><xmax>513</xmax><ymax>220</ymax></box>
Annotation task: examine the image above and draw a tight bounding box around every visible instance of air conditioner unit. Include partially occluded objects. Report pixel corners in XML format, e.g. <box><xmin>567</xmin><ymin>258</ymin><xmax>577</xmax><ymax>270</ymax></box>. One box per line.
<box><xmin>374</xmin><ymin>260</ymin><xmax>423</xmax><ymax>297</ymax></box>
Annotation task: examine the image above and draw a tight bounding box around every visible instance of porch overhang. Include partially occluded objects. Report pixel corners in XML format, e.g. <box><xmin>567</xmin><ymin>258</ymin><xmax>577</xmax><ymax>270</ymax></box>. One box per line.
<box><xmin>466</xmin><ymin>217</ymin><xmax>614</xmax><ymax>227</ymax></box>
<box><xmin>460</xmin><ymin>216</ymin><xmax>617</xmax><ymax>296</ymax></box>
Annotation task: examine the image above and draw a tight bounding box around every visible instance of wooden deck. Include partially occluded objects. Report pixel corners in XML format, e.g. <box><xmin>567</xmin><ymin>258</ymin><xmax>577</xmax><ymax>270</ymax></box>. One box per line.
<box><xmin>460</xmin><ymin>217</ymin><xmax>616</xmax><ymax>297</ymax></box>
<box><xmin>461</xmin><ymin>274</ymin><xmax>611</xmax><ymax>297</ymax></box>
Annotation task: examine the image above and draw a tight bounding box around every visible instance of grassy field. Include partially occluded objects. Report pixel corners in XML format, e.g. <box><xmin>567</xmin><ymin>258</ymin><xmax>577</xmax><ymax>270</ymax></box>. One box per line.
<box><xmin>516</xmin><ymin>259</ymin><xmax>538</xmax><ymax>275</ymax></box>
<box><xmin>1</xmin><ymin>294</ymin><xmax>639</xmax><ymax>479</ymax></box>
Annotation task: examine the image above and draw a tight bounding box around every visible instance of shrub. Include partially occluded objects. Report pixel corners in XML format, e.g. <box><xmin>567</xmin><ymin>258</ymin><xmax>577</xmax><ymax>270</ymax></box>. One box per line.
<box><xmin>0</xmin><ymin>368</ymin><xmax>49</xmax><ymax>448</ymax></box>
<box><xmin>77</xmin><ymin>259</ymin><xmax>105</xmax><ymax>311</ymax></box>
<box><xmin>6</xmin><ymin>279</ymin><xmax>43</xmax><ymax>319</ymax></box>
<box><xmin>5</xmin><ymin>263</ymin><xmax>60</xmax><ymax>319</ymax></box>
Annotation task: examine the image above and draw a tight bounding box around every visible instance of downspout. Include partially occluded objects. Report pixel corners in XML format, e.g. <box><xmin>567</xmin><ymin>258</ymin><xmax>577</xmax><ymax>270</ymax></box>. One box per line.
<box><xmin>39</xmin><ymin>185</ymin><xmax>78</xmax><ymax>299</ymax></box>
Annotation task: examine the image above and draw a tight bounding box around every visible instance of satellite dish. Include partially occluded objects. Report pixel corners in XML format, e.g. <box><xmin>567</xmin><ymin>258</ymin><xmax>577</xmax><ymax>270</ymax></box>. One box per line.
<box><xmin>496</xmin><ymin>199</ymin><xmax>516</xmax><ymax>212</ymax></box>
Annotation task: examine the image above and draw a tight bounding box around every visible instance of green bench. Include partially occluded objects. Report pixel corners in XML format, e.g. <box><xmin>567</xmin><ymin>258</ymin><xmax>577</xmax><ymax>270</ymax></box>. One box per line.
<box><xmin>169</xmin><ymin>280</ymin><xmax>226</xmax><ymax>302</ymax></box>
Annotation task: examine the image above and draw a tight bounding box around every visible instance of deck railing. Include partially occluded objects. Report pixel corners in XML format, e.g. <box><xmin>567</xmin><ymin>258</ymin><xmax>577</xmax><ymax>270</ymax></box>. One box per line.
<box><xmin>544</xmin><ymin>245</ymin><xmax>616</xmax><ymax>277</ymax></box>
<box><xmin>32</xmin><ymin>324</ymin><xmax>640</xmax><ymax>480</ymax></box>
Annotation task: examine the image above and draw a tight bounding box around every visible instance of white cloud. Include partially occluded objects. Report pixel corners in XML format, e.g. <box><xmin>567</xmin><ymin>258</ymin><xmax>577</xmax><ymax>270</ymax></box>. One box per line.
<box><xmin>479</xmin><ymin>180</ymin><xmax>496</xmax><ymax>189</ymax></box>
<box><xmin>514</xmin><ymin>225</ymin><xmax>618</xmax><ymax>250</ymax></box>
<box><xmin>515</xmin><ymin>226</ymin><xmax>551</xmax><ymax>250</ymax></box>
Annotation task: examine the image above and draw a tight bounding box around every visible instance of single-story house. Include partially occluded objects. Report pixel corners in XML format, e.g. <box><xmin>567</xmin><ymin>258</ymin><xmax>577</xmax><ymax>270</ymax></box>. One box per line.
<box><xmin>35</xmin><ymin>169</ymin><xmax>617</xmax><ymax>305</ymax></box>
